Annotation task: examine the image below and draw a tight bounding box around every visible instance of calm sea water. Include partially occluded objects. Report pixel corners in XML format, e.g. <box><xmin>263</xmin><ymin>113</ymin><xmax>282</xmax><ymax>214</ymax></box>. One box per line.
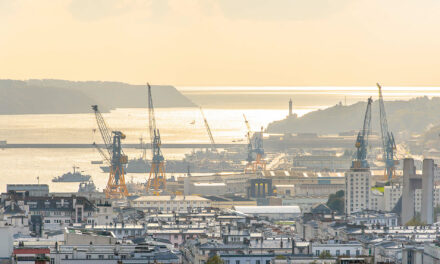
<box><xmin>0</xmin><ymin>86</ymin><xmax>438</xmax><ymax>192</ymax></box>
<box><xmin>0</xmin><ymin>108</ymin><xmax>294</xmax><ymax>193</ymax></box>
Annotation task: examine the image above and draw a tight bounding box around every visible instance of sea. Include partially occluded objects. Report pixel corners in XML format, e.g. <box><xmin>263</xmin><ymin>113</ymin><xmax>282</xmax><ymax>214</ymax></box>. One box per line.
<box><xmin>0</xmin><ymin>86</ymin><xmax>438</xmax><ymax>192</ymax></box>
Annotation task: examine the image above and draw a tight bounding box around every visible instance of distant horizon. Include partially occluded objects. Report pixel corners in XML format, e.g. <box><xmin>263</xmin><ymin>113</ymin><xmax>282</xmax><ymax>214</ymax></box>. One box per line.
<box><xmin>5</xmin><ymin>78</ymin><xmax>440</xmax><ymax>90</ymax></box>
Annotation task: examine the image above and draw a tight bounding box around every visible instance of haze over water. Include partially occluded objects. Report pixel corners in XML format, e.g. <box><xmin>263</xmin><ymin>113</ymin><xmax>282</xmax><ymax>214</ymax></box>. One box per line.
<box><xmin>0</xmin><ymin>86</ymin><xmax>438</xmax><ymax>193</ymax></box>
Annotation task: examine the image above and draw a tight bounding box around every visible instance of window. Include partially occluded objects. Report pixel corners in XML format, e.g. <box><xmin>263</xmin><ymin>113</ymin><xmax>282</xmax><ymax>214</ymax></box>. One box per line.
<box><xmin>256</xmin><ymin>260</ymin><xmax>261</xmax><ymax>264</ymax></box>
<box><xmin>356</xmin><ymin>250</ymin><xmax>360</xmax><ymax>256</ymax></box>
<box><xmin>86</xmin><ymin>255</ymin><xmax>91</xmax><ymax>259</ymax></box>
<box><xmin>108</xmin><ymin>255</ymin><xmax>114</xmax><ymax>259</ymax></box>
<box><xmin>50</xmin><ymin>258</ymin><xmax>55</xmax><ymax>264</ymax></box>
<box><xmin>45</xmin><ymin>220</ymin><xmax>50</xmax><ymax>223</ymax></box>
<box><xmin>336</xmin><ymin>250</ymin><xmax>340</xmax><ymax>256</ymax></box>
<box><xmin>99</xmin><ymin>255</ymin><xmax>104</xmax><ymax>260</ymax></box>
<box><xmin>346</xmin><ymin>250</ymin><xmax>350</xmax><ymax>256</ymax></box>
<box><xmin>235</xmin><ymin>261</ymin><xmax>240</xmax><ymax>264</ymax></box>
<box><xmin>316</xmin><ymin>250</ymin><xmax>320</xmax><ymax>256</ymax></box>
<box><xmin>65</xmin><ymin>255</ymin><xmax>69</xmax><ymax>260</ymax></box>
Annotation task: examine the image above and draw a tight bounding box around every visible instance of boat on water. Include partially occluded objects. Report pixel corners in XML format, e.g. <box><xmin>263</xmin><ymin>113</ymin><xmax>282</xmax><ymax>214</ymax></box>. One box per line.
<box><xmin>99</xmin><ymin>151</ymin><xmax>241</xmax><ymax>173</ymax></box>
<box><xmin>52</xmin><ymin>166</ymin><xmax>91</xmax><ymax>182</ymax></box>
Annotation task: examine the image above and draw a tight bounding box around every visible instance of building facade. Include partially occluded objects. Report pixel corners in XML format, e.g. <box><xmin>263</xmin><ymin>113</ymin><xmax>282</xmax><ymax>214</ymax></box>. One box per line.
<box><xmin>345</xmin><ymin>169</ymin><xmax>371</xmax><ymax>215</ymax></box>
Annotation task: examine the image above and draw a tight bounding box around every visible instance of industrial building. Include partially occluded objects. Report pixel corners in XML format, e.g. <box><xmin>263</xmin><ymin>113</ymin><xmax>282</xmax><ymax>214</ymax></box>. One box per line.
<box><xmin>131</xmin><ymin>195</ymin><xmax>211</xmax><ymax>212</ymax></box>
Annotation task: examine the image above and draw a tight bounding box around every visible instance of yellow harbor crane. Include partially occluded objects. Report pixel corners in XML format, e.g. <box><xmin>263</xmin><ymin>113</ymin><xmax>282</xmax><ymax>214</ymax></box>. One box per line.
<box><xmin>92</xmin><ymin>105</ymin><xmax>129</xmax><ymax>199</ymax></box>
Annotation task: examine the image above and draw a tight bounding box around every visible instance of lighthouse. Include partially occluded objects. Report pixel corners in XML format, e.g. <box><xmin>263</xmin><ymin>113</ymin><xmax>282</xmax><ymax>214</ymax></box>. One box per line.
<box><xmin>289</xmin><ymin>98</ymin><xmax>293</xmax><ymax>117</ymax></box>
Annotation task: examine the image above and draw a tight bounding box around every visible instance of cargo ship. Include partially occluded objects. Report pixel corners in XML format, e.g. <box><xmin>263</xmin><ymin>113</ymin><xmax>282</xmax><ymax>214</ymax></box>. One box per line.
<box><xmin>52</xmin><ymin>166</ymin><xmax>91</xmax><ymax>182</ymax></box>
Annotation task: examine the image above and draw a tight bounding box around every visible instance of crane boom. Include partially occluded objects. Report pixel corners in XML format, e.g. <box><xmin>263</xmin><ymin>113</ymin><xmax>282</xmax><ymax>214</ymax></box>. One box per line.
<box><xmin>93</xmin><ymin>142</ymin><xmax>111</xmax><ymax>165</ymax></box>
<box><xmin>377</xmin><ymin>83</ymin><xmax>397</xmax><ymax>181</ymax></box>
<box><xmin>92</xmin><ymin>105</ymin><xmax>113</xmax><ymax>157</ymax></box>
<box><xmin>200</xmin><ymin>107</ymin><xmax>217</xmax><ymax>152</ymax></box>
<box><xmin>147</xmin><ymin>84</ymin><xmax>157</xmax><ymax>149</ymax></box>
<box><xmin>377</xmin><ymin>83</ymin><xmax>389</xmax><ymax>154</ymax></box>
<box><xmin>352</xmin><ymin>97</ymin><xmax>372</xmax><ymax>170</ymax></box>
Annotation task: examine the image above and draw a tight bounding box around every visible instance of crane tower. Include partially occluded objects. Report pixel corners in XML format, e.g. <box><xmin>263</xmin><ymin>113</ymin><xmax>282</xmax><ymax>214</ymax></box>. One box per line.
<box><xmin>253</xmin><ymin>126</ymin><xmax>266</xmax><ymax>171</ymax></box>
<box><xmin>377</xmin><ymin>83</ymin><xmax>397</xmax><ymax>181</ymax></box>
<box><xmin>146</xmin><ymin>84</ymin><xmax>166</xmax><ymax>195</ymax></box>
<box><xmin>92</xmin><ymin>105</ymin><xmax>128</xmax><ymax>198</ymax></box>
<box><xmin>351</xmin><ymin>97</ymin><xmax>372</xmax><ymax>170</ymax></box>
<box><xmin>243</xmin><ymin>115</ymin><xmax>266</xmax><ymax>173</ymax></box>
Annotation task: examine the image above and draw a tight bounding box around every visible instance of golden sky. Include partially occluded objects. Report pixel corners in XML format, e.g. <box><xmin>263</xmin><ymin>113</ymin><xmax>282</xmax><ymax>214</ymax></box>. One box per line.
<box><xmin>1</xmin><ymin>0</ymin><xmax>440</xmax><ymax>86</ymax></box>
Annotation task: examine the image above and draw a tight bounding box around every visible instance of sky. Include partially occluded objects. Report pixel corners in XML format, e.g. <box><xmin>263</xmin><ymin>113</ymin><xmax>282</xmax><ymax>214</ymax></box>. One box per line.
<box><xmin>1</xmin><ymin>0</ymin><xmax>440</xmax><ymax>86</ymax></box>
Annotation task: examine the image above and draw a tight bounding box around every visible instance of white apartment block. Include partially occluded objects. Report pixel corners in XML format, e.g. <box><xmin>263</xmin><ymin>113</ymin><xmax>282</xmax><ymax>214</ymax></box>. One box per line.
<box><xmin>131</xmin><ymin>195</ymin><xmax>211</xmax><ymax>212</ymax></box>
<box><xmin>370</xmin><ymin>184</ymin><xmax>402</xmax><ymax>212</ymax></box>
<box><xmin>370</xmin><ymin>189</ymin><xmax>385</xmax><ymax>211</ymax></box>
<box><xmin>384</xmin><ymin>185</ymin><xmax>403</xmax><ymax>212</ymax></box>
<box><xmin>415</xmin><ymin>186</ymin><xmax>440</xmax><ymax>214</ymax></box>
<box><xmin>345</xmin><ymin>169</ymin><xmax>371</xmax><ymax>215</ymax></box>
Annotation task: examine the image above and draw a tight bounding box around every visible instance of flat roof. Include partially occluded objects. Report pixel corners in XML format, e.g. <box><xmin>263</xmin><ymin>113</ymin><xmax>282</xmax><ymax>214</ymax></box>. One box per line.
<box><xmin>234</xmin><ymin>206</ymin><xmax>301</xmax><ymax>214</ymax></box>
<box><xmin>133</xmin><ymin>195</ymin><xmax>209</xmax><ymax>202</ymax></box>
<box><xmin>193</xmin><ymin>182</ymin><xmax>226</xmax><ymax>186</ymax></box>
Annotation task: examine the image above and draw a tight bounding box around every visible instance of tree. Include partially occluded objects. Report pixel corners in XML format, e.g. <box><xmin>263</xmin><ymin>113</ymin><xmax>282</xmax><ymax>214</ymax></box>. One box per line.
<box><xmin>207</xmin><ymin>255</ymin><xmax>223</xmax><ymax>264</ymax></box>
<box><xmin>319</xmin><ymin>251</ymin><xmax>332</xmax><ymax>259</ymax></box>
<box><xmin>327</xmin><ymin>190</ymin><xmax>344</xmax><ymax>214</ymax></box>
<box><xmin>405</xmin><ymin>215</ymin><xmax>426</xmax><ymax>226</ymax></box>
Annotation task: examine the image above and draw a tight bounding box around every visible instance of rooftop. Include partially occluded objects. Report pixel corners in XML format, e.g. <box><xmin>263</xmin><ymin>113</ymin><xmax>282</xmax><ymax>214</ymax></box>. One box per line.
<box><xmin>234</xmin><ymin>206</ymin><xmax>301</xmax><ymax>214</ymax></box>
<box><xmin>133</xmin><ymin>195</ymin><xmax>209</xmax><ymax>202</ymax></box>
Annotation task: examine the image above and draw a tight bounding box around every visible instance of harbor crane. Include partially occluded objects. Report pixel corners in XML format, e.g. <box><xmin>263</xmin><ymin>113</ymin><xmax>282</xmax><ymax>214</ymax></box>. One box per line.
<box><xmin>146</xmin><ymin>84</ymin><xmax>166</xmax><ymax>195</ymax></box>
<box><xmin>200</xmin><ymin>107</ymin><xmax>217</xmax><ymax>152</ymax></box>
<box><xmin>377</xmin><ymin>83</ymin><xmax>397</xmax><ymax>181</ymax></box>
<box><xmin>244</xmin><ymin>114</ymin><xmax>254</xmax><ymax>172</ymax></box>
<box><xmin>243</xmin><ymin>114</ymin><xmax>266</xmax><ymax>173</ymax></box>
<box><xmin>351</xmin><ymin>97</ymin><xmax>372</xmax><ymax>170</ymax></box>
<box><xmin>253</xmin><ymin>126</ymin><xmax>266</xmax><ymax>171</ymax></box>
<box><xmin>92</xmin><ymin>105</ymin><xmax>128</xmax><ymax>198</ymax></box>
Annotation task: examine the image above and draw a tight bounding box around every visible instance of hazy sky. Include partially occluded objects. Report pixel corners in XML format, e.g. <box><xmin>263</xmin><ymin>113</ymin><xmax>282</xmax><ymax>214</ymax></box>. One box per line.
<box><xmin>1</xmin><ymin>0</ymin><xmax>440</xmax><ymax>86</ymax></box>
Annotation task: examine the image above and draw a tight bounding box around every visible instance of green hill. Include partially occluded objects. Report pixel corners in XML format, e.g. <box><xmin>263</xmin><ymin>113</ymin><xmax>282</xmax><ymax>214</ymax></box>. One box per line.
<box><xmin>267</xmin><ymin>96</ymin><xmax>440</xmax><ymax>134</ymax></box>
<box><xmin>0</xmin><ymin>79</ymin><xmax>196</xmax><ymax>114</ymax></box>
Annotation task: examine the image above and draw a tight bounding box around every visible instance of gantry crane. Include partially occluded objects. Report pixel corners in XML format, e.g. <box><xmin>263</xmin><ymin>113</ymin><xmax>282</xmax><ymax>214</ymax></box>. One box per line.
<box><xmin>243</xmin><ymin>115</ymin><xmax>266</xmax><ymax>173</ymax></box>
<box><xmin>253</xmin><ymin>126</ymin><xmax>266</xmax><ymax>171</ymax></box>
<box><xmin>146</xmin><ymin>84</ymin><xmax>166</xmax><ymax>195</ymax></box>
<box><xmin>92</xmin><ymin>105</ymin><xmax>128</xmax><ymax>198</ymax></box>
<box><xmin>200</xmin><ymin>107</ymin><xmax>217</xmax><ymax>152</ymax></box>
<box><xmin>377</xmin><ymin>83</ymin><xmax>397</xmax><ymax>181</ymax></box>
<box><xmin>243</xmin><ymin>114</ymin><xmax>254</xmax><ymax>173</ymax></box>
<box><xmin>351</xmin><ymin>97</ymin><xmax>372</xmax><ymax>170</ymax></box>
